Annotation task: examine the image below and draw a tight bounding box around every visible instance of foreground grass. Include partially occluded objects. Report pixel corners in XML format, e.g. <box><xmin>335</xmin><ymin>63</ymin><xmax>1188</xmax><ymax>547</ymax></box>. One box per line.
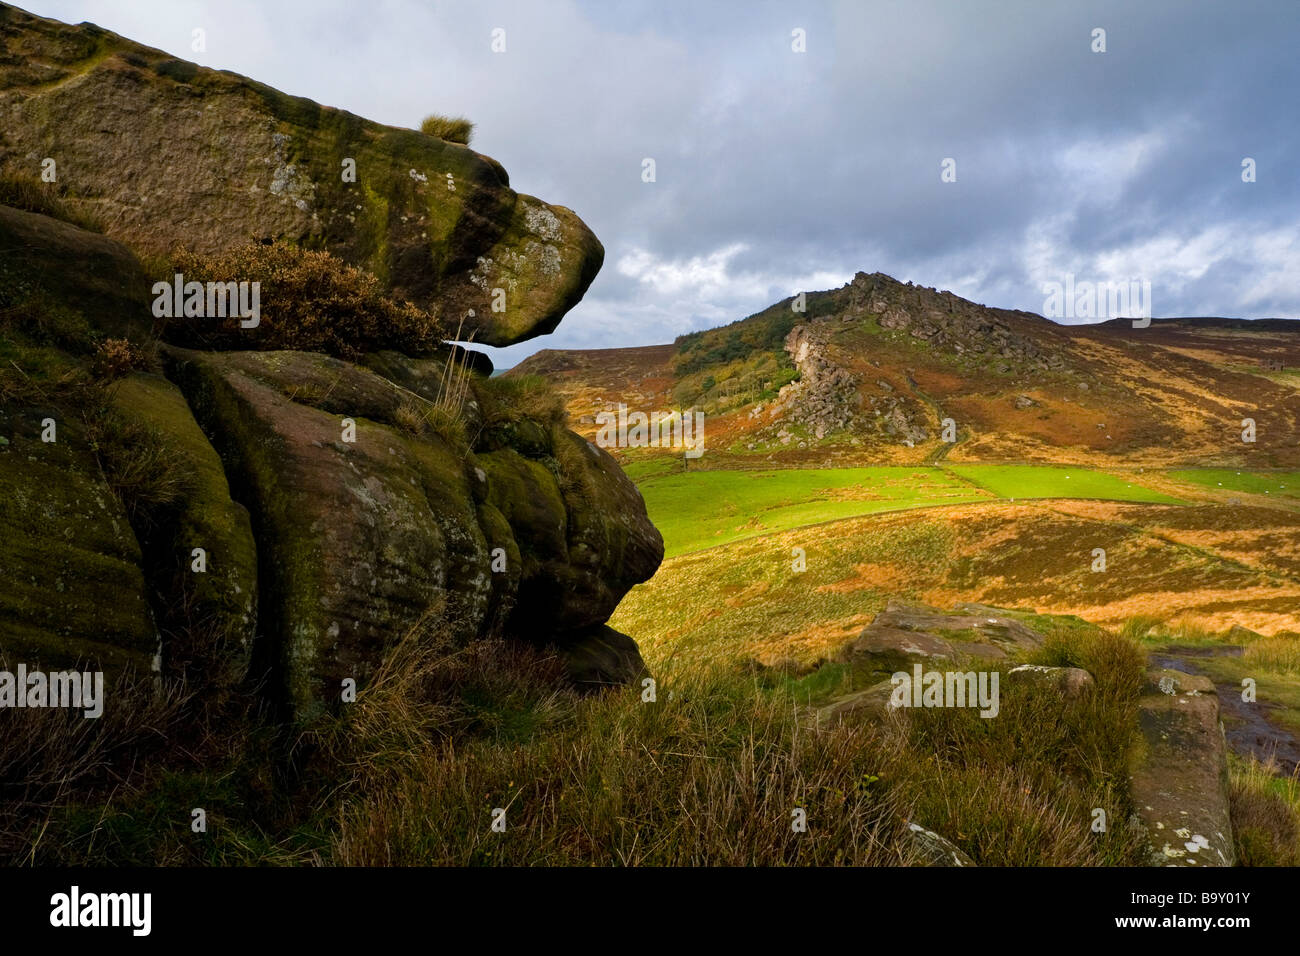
<box><xmin>1228</xmin><ymin>755</ymin><xmax>1300</xmax><ymax>866</ymax></box>
<box><xmin>325</xmin><ymin>627</ymin><xmax>1147</xmax><ymax>866</ymax></box>
<box><xmin>7</xmin><ymin>623</ymin><xmax>1149</xmax><ymax>866</ymax></box>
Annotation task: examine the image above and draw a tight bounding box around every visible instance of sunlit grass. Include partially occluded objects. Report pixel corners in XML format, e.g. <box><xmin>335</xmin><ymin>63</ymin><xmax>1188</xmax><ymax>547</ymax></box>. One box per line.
<box><xmin>1168</xmin><ymin>468</ymin><xmax>1300</xmax><ymax>499</ymax></box>
<box><xmin>944</xmin><ymin>464</ymin><xmax>1184</xmax><ymax>503</ymax></box>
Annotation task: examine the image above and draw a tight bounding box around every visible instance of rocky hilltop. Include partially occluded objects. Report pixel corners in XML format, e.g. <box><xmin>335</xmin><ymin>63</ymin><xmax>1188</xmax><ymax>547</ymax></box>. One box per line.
<box><xmin>0</xmin><ymin>4</ymin><xmax>661</xmax><ymax>723</ymax></box>
<box><xmin>0</xmin><ymin>1</ymin><xmax>601</xmax><ymax>346</ymax></box>
<box><xmin>517</xmin><ymin>270</ymin><xmax>1300</xmax><ymax>468</ymax></box>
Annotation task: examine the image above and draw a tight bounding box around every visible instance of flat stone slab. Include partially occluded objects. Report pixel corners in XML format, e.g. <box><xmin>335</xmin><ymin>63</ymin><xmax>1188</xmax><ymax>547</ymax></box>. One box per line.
<box><xmin>1130</xmin><ymin>668</ymin><xmax>1235</xmax><ymax>866</ymax></box>
<box><xmin>838</xmin><ymin>599</ymin><xmax>1045</xmax><ymax>666</ymax></box>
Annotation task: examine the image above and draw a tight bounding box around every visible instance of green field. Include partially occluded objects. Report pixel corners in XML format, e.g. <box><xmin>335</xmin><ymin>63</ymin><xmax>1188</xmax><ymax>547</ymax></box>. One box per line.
<box><xmin>636</xmin><ymin>464</ymin><xmax>1182</xmax><ymax>557</ymax></box>
<box><xmin>638</xmin><ymin>467</ymin><xmax>990</xmax><ymax>557</ymax></box>
<box><xmin>1168</xmin><ymin>468</ymin><xmax>1300</xmax><ymax>499</ymax></box>
<box><xmin>943</xmin><ymin>465</ymin><xmax>1184</xmax><ymax>504</ymax></box>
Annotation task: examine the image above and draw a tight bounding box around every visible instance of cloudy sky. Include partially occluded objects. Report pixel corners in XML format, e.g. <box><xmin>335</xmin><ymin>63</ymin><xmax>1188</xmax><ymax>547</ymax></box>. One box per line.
<box><xmin>22</xmin><ymin>0</ymin><xmax>1300</xmax><ymax>366</ymax></box>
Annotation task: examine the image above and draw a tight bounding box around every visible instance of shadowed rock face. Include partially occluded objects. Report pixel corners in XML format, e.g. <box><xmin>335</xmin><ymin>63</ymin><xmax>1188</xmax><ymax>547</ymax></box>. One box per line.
<box><xmin>0</xmin><ymin>2</ymin><xmax>603</xmax><ymax>346</ymax></box>
<box><xmin>160</xmin><ymin>346</ymin><xmax>662</xmax><ymax>720</ymax></box>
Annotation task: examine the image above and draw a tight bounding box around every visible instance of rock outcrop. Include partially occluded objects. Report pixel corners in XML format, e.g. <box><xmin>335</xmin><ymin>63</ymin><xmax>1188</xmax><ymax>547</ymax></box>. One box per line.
<box><xmin>767</xmin><ymin>271</ymin><xmax>1074</xmax><ymax>445</ymax></box>
<box><xmin>0</xmin><ymin>2</ymin><xmax>602</xmax><ymax>346</ymax></box>
<box><xmin>1130</xmin><ymin>668</ymin><xmax>1235</xmax><ymax>866</ymax></box>
<box><xmin>846</xmin><ymin>272</ymin><xmax>1067</xmax><ymax>373</ymax></box>
<box><xmin>777</xmin><ymin>322</ymin><xmax>862</xmax><ymax>440</ymax></box>
<box><xmin>1</xmin><ymin>203</ymin><xmax>660</xmax><ymax>719</ymax></box>
<box><xmin>836</xmin><ymin>600</ymin><xmax>1046</xmax><ymax>668</ymax></box>
<box><xmin>0</xmin><ymin>5</ymin><xmax>660</xmax><ymax>723</ymax></box>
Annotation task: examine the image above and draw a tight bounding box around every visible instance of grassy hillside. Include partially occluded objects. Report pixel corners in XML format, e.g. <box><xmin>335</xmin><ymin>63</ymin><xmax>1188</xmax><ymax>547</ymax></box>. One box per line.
<box><xmin>512</xmin><ymin>272</ymin><xmax>1300</xmax><ymax>470</ymax></box>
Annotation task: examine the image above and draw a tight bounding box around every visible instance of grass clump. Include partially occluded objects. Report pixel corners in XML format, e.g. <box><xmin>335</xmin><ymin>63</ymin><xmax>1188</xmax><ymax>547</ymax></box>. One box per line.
<box><xmin>1244</xmin><ymin>635</ymin><xmax>1300</xmax><ymax>674</ymax></box>
<box><xmin>1229</xmin><ymin>755</ymin><xmax>1300</xmax><ymax>866</ymax></box>
<box><xmin>0</xmin><ymin>666</ymin><xmax>191</xmax><ymax>864</ymax></box>
<box><xmin>0</xmin><ymin>172</ymin><xmax>103</xmax><ymax>233</ymax></box>
<box><xmin>420</xmin><ymin>113</ymin><xmax>474</xmax><ymax>145</ymax></box>
<box><xmin>476</xmin><ymin>373</ymin><xmax>568</xmax><ymax>431</ymax></box>
<box><xmin>86</xmin><ymin>407</ymin><xmax>194</xmax><ymax>526</ymax></box>
<box><xmin>91</xmin><ymin>337</ymin><xmax>150</xmax><ymax>380</ymax></box>
<box><xmin>891</xmin><ymin>629</ymin><xmax>1148</xmax><ymax>865</ymax></box>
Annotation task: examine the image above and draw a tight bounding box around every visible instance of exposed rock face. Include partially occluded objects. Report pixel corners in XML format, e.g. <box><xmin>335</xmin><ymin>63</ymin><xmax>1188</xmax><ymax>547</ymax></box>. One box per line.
<box><xmin>766</xmin><ymin>271</ymin><xmax>1073</xmax><ymax>445</ymax></box>
<box><xmin>0</xmin><ymin>2</ymin><xmax>602</xmax><ymax>346</ymax></box>
<box><xmin>0</xmin><ymin>204</ymin><xmax>153</xmax><ymax>342</ymax></box>
<box><xmin>1130</xmin><ymin>668</ymin><xmax>1235</xmax><ymax>866</ymax></box>
<box><xmin>778</xmin><ymin>316</ymin><xmax>928</xmax><ymax>446</ymax></box>
<box><xmin>0</xmin><ymin>402</ymin><xmax>159</xmax><ymax>674</ymax></box>
<box><xmin>778</xmin><ymin>323</ymin><xmax>862</xmax><ymax>440</ymax></box>
<box><xmin>847</xmin><ymin>272</ymin><xmax>1067</xmax><ymax>372</ymax></box>
<box><xmin>110</xmin><ymin>373</ymin><xmax>258</xmax><ymax>689</ymax></box>
<box><xmin>160</xmin><ymin>346</ymin><xmax>661</xmax><ymax>719</ymax></box>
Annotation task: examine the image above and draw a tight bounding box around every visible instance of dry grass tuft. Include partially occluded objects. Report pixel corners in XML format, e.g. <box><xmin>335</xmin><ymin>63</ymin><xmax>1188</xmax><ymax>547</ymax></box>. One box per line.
<box><xmin>419</xmin><ymin>114</ymin><xmax>474</xmax><ymax>145</ymax></box>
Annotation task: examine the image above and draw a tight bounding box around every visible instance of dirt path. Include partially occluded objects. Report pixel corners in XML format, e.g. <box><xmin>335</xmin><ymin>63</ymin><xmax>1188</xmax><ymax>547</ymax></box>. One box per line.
<box><xmin>1151</xmin><ymin>646</ymin><xmax>1300</xmax><ymax>776</ymax></box>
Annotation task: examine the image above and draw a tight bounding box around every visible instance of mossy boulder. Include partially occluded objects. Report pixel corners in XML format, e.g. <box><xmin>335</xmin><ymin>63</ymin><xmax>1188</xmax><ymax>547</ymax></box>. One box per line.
<box><xmin>557</xmin><ymin>624</ymin><xmax>649</xmax><ymax>690</ymax></box>
<box><xmin>478</xmin><ymin>429</ymin><xmax>663</xmax><ymax>640</ymax></box>
<box><xmin>163</xmin><ymin>346</ymin><xmax>497</xmax><ymax>721</ymax></box>
<box><xmin>0</xmin><ymin>401</ymin><xmax>157</xmax><ymax>674</ymax></box>
<box><xmin>160</xmin><ymin>345</ymin><xmax>661</xmax><ymax>719</ymax></box>
<box><xmin>109</xmin><ymin>373</ymin><xmax>258</xmax><ymax>687</ymax></box>
<box><xmin>0</xmin><ymin>2</ymin><xmax>602</xmax><ymax>347</ymax></box>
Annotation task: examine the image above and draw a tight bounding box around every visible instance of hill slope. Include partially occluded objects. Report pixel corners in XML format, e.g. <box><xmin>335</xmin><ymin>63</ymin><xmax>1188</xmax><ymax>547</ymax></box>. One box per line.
<box><xmin>513</xmin><ymin>271</ymin><xmax>1300</xmax><ymax>469</ymax></box>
